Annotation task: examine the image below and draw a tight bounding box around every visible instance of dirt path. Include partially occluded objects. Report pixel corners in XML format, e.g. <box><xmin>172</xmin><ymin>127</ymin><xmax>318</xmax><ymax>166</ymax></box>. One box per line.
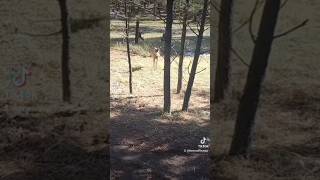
<box><xmin>110</xmin><ymin>50</ymin><xmax>211</xmax><ymax>179</ymax></box>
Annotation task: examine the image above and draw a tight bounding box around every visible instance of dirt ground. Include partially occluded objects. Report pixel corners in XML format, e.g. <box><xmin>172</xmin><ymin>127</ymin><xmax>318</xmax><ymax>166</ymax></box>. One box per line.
<box><xmin>0</xmin><ymin>104</ymin><xmax>109</xmax><ymax>180</ymax></box>
<box><xmin>110</xmin><ymin>48</ymin><xmax>210</xmax><ymax>179</ymax></box>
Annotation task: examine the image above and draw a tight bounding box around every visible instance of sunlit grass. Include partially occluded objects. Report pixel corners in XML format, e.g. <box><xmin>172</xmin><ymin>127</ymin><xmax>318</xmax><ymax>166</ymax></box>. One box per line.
<box><xmin>111</xmin><ymin>20</ymin><xmax>210</xmax><ymax>95</ymax></box>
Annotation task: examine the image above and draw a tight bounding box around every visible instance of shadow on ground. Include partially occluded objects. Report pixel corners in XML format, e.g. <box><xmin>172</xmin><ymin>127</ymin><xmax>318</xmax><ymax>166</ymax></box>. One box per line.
<box><xmin>0</xmin><ymin>111</ymin><xmax>109</xmax><ymax>180</ymax></box>
<box><xmin>111</xmin><ymin>100</ymin><xmax>210</xmax><ymax>179</ymax></box>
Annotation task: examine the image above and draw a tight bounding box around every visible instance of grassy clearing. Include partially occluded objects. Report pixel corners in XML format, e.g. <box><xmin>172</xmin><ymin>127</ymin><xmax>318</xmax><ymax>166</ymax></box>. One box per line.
<box><xmin>110</xmin><ymin>20</ymin><xmax>211</xmax><ymax>178</ymax></box>
<box><xmin>111</xmin><ymin>20</ymin><xmax>210</xmax><ymax>59</ymax></box>
<box><xmin>111</xmin><ymin>20</ymin><xmax>210</xmax><ymax>99</ymax></box>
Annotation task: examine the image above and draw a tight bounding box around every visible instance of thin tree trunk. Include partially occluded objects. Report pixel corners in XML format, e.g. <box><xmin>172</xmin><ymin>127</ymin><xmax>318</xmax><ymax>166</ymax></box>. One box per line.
<box><xmin>209</xmin><ymin>0</ymin><xmax>215</xmax><ymax>159</ymax></box>
<box><xmin>213</xmin><ymin>0</ymin><xmax>233</xmax><ymax>102</ymax></box>
<box><xmin>163</xmin><ymin>0</ymin><xmax>174</xmax><ymax>113</ymax></box>
<box><xmin>106</xmin><ymin>0</ymin><xmax>111</xmax><ymax>177</ymax></box>
<box><xmin>125</xmin><ymin>1</ymin><xmax>133</xmax><ymax>94</ymax></box>
<box><xmin>58</xmin><ymin>0</ymin><xmax>71</xmax><ymax>102</ymax></box>
<box><xmin>135</xmin><ymin>18</ymin><xmax>140</xmax><ymax>44</ymax></box>
<box><xmin>176</xmin><ymin>0</ymin><xmax>189</xmax><ymax>94</ymax></box>
<box><xmin>229</xmin><ymin>0</ymin><xmax>281</xmax><ymax>156</ymax></box>
<box><xmin>153</xmin><ymin>2</ymin><xmax>157</xmax><ymax>21</ymax></box>
<box><xmin>182</xmin><ymin>0</ymin><xmax>208</xmax><ymax>111</ymax></box>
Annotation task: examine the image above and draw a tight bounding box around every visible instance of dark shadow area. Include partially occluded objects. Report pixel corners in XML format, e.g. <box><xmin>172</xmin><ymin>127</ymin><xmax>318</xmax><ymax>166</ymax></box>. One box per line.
<box><xmin>0</xmin><ymin>111</ymin><xmax>109</xmax><ymax>180</ymax></box>
<box><xmin>210</xmin><ymin>136</ymin><xmax>320</xmax><ymax>180</ymax></box>
<box><xmin>110</xmin><ymin>101</ymin><xmax>210</xmax><ymax>179</ymax></box>
<box><xmin>71</xmin><ymin>17</ymin><xmax>105</xmax><ymax>33</ymax></box>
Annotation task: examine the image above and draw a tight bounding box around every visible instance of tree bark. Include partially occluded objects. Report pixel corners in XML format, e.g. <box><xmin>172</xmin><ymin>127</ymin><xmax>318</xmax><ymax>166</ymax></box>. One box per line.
<box><xmin>58</xmin><ymin>0</ymin><xmax>71</xmax><ymax>102</ymax></box>
<box><xmin>163</xmin><ymin>0</ymin><xmax>174</xmax><ymax>113</ymax></box>
<box><xmin>213</xmin><ymin>0</ymin><xmax>233</xmax><ymax>102</ymax></box>
<box><xmin>125</xmin><ymin>0</ymin><xmax>133</xmax><ymax>94</ymax></box>
<box><xmin>182</xmin><ymin>0</ymin><xmax>208</xmax><ymax>111</ymax></box>
<box><xmin>135</xmin><ymin>18</ymin><xmax>140</xmax><ymax>44</ymax></box>
<box><xmin>176</xmin><ymin>0</ymin><xmax>189</xmax><ymax>94</ymax></box>
<box><xmin>153</xmin><ymin>2</ymin><xmax>157</xmax><ymax>21</ymax></box>
<box><xmin>229</xmin><ymin>0</ymin><xmax>281</xmax><ymax>156</ymax></box>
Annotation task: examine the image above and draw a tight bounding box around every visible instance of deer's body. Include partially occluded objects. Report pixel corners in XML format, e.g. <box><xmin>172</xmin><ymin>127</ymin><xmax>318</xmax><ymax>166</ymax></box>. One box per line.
<box><xmin>151</xmin><ymin>47</ymin><xmax>161</xmax><ymax>70</ymax></box>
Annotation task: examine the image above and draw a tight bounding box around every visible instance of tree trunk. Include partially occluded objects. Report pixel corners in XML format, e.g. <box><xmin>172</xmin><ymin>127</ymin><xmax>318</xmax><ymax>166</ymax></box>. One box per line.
<box><xmin>125</xmin><ymin>1</ymin><xmax>133</xmax><ymax>94</ymax></box>
<box><xmin>213</xmin><ymin>0</ymin><xmax>233</xmax><ymax>102</ymax></box>
<box><xmin>182</xmin><ymin>0</ymin><xmax>208</xmax><ymax>111</ymax></box>
<box><xmin>153</xmin><ymin>2</ymin><xmax>157</xmax><ymax>21</ymax></box>
<box><xmin>176</xmin><ymin>0</ymin><xmax>189</xmax><ymax>94</ymax></box>
<box><xmin>209</xmin><ymin>0</ymin><xmax>215</xmax><ymax>159</ymax></box>
<box><xmin>135</xmin><ymin>18</ymin><xmax>140</xmax><ymax>44</ymax></box>
<box><xmin>163</xmin><ymin>0</ymin><xmax>174</xmax><ymax>113</ymax></box>
<box><xmin>58</xmin><ymin>0</ymin><xmax>71</xmax><ymax>102</ymax></box>
<box><xmin>229</xmin><ymin>0</ymin><xmax>281</xmax><ymax>156</ymax></box>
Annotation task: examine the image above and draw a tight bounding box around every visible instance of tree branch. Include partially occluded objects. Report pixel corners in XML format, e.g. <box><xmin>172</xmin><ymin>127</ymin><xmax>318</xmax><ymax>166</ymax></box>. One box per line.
<box><xmin>280</xmin><ymin>0</ymin><xmax>290</xmax><ymax>8</ymax></box>
<box><xmin>248</xmin><ymin>0</ymin><xmax>260</xmax><ymax>43</ymax></box>
<box><xmin>18</xmin><ymin>29</ymin><xmax>62</xmax><ymax>37</ymax></box>
<box><xmin>195</xmin><ymin>68</ymin><xmax>207</xmax><ymax>74</ymax></box>
<box><xmin>273</xmin><ymin>19</ymin><xmax>309</xmax><ymax>39</ymax></box>
<box><xmin>233</xmin><ymin>0</ymin><xmax>289</xmax><ymax>34</ymax></box>
<box><xmin>209</xmin><ymin>0</ymin><xmax>221</xmax><ymax>13</ymax></box>
<box><xmin>187</xmin><ymin>22</ymin><xmax>199</xmax><ymax>36</ymax></box>
<box><xmin>231</xmin><ymin>47</ymin><xmax>249</xmax><ymax>67</ymax></box>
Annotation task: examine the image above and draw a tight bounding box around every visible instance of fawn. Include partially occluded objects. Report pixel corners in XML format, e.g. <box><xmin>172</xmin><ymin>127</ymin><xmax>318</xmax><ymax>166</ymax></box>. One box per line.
<box><xmin>151</xmin><ymin>47</ymin><xmax>161</xmax><ymax>70</ymax></box>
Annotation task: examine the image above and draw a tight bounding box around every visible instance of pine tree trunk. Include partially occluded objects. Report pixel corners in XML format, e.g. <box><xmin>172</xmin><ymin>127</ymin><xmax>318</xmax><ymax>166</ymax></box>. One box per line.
<box><xmin>182</xmin><ymin>0</ymin><xmax>208</xmax><ymax>111</ymax></box>
<box><xmin>213</xmin><ymin>0</ymin><xmax>233</xmax><ymax>102</ymax></box>
<box><xmin>229</xmin><ymin>0</ymin><xmax>281</xmax><ymax>156</ymax></box>
<box><xmin>153</xmin><ymin>2</ymin><xmax>157</xmax><ymax>21</ymax></box>
<box><xmin>58</xmin><ymin>0</ymin><xmax>71</xmax><ymax>102</ymax></box>
<box><xmin>163</xmin><ymin>0</ymin><xmax>174</xmax><ymax>113</ymax></box>
<box><xmin>135</xmin><ymin>19</ymin><xmax>140</xmax><ymax>44</ymax></box>
<box><xmin>176</xmin><ymin>0</ymin><xmax>189</xmax><ymax>94</ymax></box>
<box><xmin>125</xmin><ymin>1</ymin><xmax>133</xmax><ymax>94</ymax></box>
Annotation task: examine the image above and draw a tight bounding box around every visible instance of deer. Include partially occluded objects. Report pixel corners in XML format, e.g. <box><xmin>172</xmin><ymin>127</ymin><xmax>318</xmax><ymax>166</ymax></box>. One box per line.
<box><xmin>150</xmin><ymin>47</ymin><xmax>161</xmax><ymax>70</ymax></box>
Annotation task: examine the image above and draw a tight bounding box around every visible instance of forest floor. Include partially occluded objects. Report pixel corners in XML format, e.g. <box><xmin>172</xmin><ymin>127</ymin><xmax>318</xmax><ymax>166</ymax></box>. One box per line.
<box><xmin>110</xmin><ymin>20</ymin><xmax>211</xmax><ymax>179</ymax></box>
<box><xmin>0</xmin><ymin>104</ymin><xmax>109</xmax><ymax>180</ymax></box>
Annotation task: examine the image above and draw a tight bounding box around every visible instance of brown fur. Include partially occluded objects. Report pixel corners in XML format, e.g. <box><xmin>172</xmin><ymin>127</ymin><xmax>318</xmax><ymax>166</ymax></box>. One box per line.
<box><xmin>151</xmin><ymin>47</ymin><xmax>161</xmax><ymax>70</ymax></box>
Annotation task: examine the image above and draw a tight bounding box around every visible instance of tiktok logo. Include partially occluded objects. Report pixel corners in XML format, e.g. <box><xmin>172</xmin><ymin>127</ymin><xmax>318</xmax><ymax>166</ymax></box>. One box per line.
<box><xmin>200</xmin><ymin>137</ymin><xmax>210</xmax><ymax>145</ymax></box>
